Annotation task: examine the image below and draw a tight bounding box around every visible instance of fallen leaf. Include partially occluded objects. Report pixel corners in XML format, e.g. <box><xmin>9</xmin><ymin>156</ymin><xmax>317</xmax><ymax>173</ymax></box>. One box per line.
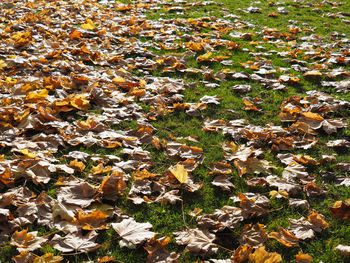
<box><xmin>169</xmin><ymin>164</ymin><xmax>188</xmax><ymax>184</ymax></box>
<box><xmin>248</xmin><ymin>246</ymin><xmax>282</xmax><ymax>263</ymax></box>
<box><xmin>295</xmin><ymin>251</ymin><xmax>313</xmax><ymax>263</ymax></box>
<box><xmin>174</xmin><ymin>228</ymin><xmax>218</xmax><ymax>257</ymax></box>
<box><xmin>112</xmin><ymin>218</ymin><xmax>156</xmax><ymax>246</ymax></box>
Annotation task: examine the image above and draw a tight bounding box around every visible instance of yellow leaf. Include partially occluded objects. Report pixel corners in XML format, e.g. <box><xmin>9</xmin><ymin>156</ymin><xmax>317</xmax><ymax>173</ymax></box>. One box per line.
<box><xmin>19</xmin><ymin>149</ymin><xmax>36</xmax><ymax>159</ymax></box>
<box><xmin>0</xmin><ymin>60</ymin><xmax>7</xmax><ymax>70</ymax></box>
<box><xmin>34</xmin><ymin>253</ymin><xmax>63</xmax><ymax>263</ymax></box>
<box><xmin>269</xmin><ymin>190</ymin><xmax>278</xmax><ymax>199</ymax></box>
<box><xmin>112</xmin><ymin>76</ymin><xmax>126</xmax><ymax>84</ymax></box>
<box><xmin>5</xmin><ymin>77</ymin><xmax>17</xmax><ymax>84</ymax></box>
<box><xmin>81</xmin><ymin>19</ymin><xmax>95</xmax><ymax>30</ymax></box>
<box><xmin>185</xmin><ymin>41</ymin><xmax>205</xmax><ymax>52</ymax></box>
<box><xmin>69</xmin><ymin>159</ymin><xmax>86</xmax><ymax>172</ymax></box>
<box><xmin>169</xmin><ymin>164</ymin><xmax>188</xmax><ymax>183</ymax></box>
<box><xmin>91</xmin><ymin>163</ymin><xmax>111</xmax><ymax>175</ymax></box>
<box><xmin>26</xmin><ymin>89</ymin><xmax>48</xmax><ymax>100</ymax></box>
<box><xmin>249</xmin><ymin>246</ymin><xmax>282</xmax><ymax>263</ymax></box>
<box><xmin>196</xmin><ymin>52</ymin><xmax>212</xmax><ymax>63</ymax></box>
<box><xmin>70</xmin><ymin>94</ymin><xmax>90</xmax><ymax>110</ymax></box>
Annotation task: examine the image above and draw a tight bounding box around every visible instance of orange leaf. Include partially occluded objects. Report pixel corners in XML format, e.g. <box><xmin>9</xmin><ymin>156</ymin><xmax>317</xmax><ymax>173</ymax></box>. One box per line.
<box><xmin>295</xmin><ymin>251</ymin><xmax>312</xmax><ymax>263</ymax></box>
<box><xmin>69</xmin><ymin>159</ymin><xmax>86</xmax><ymax>172</ymax></box>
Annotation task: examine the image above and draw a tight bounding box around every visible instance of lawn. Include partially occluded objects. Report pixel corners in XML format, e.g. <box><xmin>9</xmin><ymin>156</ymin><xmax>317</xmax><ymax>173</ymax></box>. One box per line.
<box><xmin>0</xmin><ymin>0</ymin><xmax>349</xmax><ymax>262</ymax></box>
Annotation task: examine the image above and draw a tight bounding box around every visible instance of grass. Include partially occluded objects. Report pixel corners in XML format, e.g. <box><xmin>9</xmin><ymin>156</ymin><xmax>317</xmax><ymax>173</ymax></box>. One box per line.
<box><xmin>0</xmin><ymin>0</ymin><xmax>349</xmax><ymax>262</ymax></box>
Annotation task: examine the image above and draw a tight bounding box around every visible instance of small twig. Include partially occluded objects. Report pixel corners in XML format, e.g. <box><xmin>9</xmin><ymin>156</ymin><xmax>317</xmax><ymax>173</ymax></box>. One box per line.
<box><xmin>213</xmin><ymin>242</ymin><xmax>235</xmax><ymax>253</ymax></box>
<box><xmin>268</xmin><ymin>206</ymin><xmax>284</xmax><ymax>213</ymax></box>
<box><xmin>181</xmin><ymin>199</ymin><xmax>188</xmax><ymax>227</ymax></box>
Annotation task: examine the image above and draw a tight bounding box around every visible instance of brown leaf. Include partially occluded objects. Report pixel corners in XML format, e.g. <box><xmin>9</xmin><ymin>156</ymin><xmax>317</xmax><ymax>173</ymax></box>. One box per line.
<box><xmin>51</xmin><ymin>230</ymin><xmax>100</xmax><ymax>253</ymax></box>
<box><xmin>334</xmin><ymin>244</ymin><xmax>350</xmax><ymax>256</ymax></box>
<box><xmin>329</xmin><ymin>200</ymin><xmax>350</xmax><ymax>220</ymax></box>
<box><xmin>57</xmin><ymin>182</ymin><xmax>97</xmax><ymax>208</ymax></box>
<box><xmin>174</xmin><ymin>228</ymin><xmax>218</xmax><ymax>257</ymax></box>
<box><xmin>144</xmin><ymin>236</ymin><xmax>179</xmax><ymax>263</ymax></box>
<box><xmin>239</xmin><ymin>223</ymin><xmax>268</xmax><ymax>248</ymax></box>
<box><xmin>211</xmin><ymin>175</ymin><xmax>235</xmax><ymax>191</ymax></box>
<box><xmin>232</xmin><ymin>245</ymin><xmax>254</xmax><ymax>263</ymax></box>
<box><xmin>307</xmin><ymin>210</ymin><xmax>329</xmax><ymax>229</ymax></box>
<box><xmin>99</xmin><ymin>171</ymin><xmax>127</xmax><ymax>201</ymax></box>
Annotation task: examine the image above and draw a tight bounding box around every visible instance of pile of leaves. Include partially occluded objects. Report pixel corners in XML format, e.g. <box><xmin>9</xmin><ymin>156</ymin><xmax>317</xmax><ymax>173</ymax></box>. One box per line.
<box><xmin>0</xmin><ymin>0</ymin><xmax>349</xmax><ymax>262</ymax></box>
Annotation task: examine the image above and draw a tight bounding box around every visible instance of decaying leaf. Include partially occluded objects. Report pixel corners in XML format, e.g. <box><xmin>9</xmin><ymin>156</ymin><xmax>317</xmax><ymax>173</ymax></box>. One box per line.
<box><xmin>334</xmin><ymin>244</ymin><xmax>350</xmax><ymax>256</ymax></box>
<box><xmin>11</xmin><ymin>229</ymin><xmax>47</xmax><ymax>252</ymax></box>
<box><xmin>51</xmin><ymin>230</ymin><xmax>100</xmax><ymax>253</ymax></box>
<box><xmin>239</xmin><ymin>223</ymin><xmax>268</xmax><ymax>248</ymax></box>
<box><xmin>174</xmin><ymin>228</ymin><xmax>218</xmax><ymax>257</ymax></box>
<box><xmin>329</xmin><ymin>200</ymin><xmax>350</xmax><ymax>220</ymax></box>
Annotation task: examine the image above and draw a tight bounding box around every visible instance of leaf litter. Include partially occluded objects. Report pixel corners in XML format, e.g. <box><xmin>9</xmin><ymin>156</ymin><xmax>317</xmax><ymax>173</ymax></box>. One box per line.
<box><xmin>0</xmin><ymin>0</ymin><xmax>349</xmax><ymax>262</ymax></box>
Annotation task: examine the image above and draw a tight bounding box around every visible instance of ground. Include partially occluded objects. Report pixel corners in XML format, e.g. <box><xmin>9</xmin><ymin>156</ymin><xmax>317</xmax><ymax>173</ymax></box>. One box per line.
<box><xmin>0</xmin><ymin>0</ymin><xmax>349</xmax><ymax>262</ymax></box>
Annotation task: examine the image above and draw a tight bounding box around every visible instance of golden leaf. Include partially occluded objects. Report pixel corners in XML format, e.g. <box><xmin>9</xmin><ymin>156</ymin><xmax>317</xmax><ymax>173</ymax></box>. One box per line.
<box><xmin>69</xmin><ymin>159</ymin><xmax>86</xmax><ymax>172</ymax></box>
<box><xmin>19</xmin><ymin>149</ymin><xmax>36</xmax><ymax>159</ymax></box>
<box><xmin>81</xmin><ymin>19</ymin><xmax>95</xmax><ymax>30</ymax></box>
<box><xmin>170</xmin><ymin>164</ymin><xmax>188</xmax><ymax>184</ymax></box>
<box><xmin>34</xmin><ymin>253</ymin><xmax>63</xmax><ymax>263</ymax></box>
<box><xmin>26</xmin><ymin>89</ymin><xmax>48</xmax><ymax>100</ymax></box>
<box><xmin>196</xmin><ymin>52</ymin><xmax>212</xmax><ymax>63</ymax></box>
<box><xmin>248</xmin><ymin>246</ymin><xmax>282</xmax><ymax>263</ymax></box>
<box><xmin>295</xmin><ymin>251</ymin><xmax>312</xmax><ymax>263</ymax></box>
<box><xmin>0</xmin><ymin>60</ymin><xmax>7</xmax><ymax>70</ymax></box>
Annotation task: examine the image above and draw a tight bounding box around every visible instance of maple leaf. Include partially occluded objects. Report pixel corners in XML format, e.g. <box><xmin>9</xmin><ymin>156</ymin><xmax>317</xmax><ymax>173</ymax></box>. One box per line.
<box><xmin>232</xmin><ymin>245</ymin><xmax>254</xmax><ymax>263</ymax></box>
<box><xmin>239</xmin><ymin>223</ymin><xmax>268</xmax><ymax>248</ymax></box>
<box><xmin>211</xmin><ymin>175</ymin><xmax>235</xmax><ymax>191</ymax></box>
<box><xmin>11</xmin><ymin>229</ymin><xmax>47</xmax><ymax>252</ymax></box>
<box><xmin>51</xmin><ymin>230</ymin><xmax>100</xmax><ymax>253</ymax></box>
<box><xmin>329</xmin><ymin>200</ymin><xmax>350</xmax><ymax>220</ymax></box>
<box><xmin>174</xmin><ymin>228</ymin><xmax>218</xmax><ymax>257</ymax></box>
<box><xmin>248</xmin><ymin>246</ymin><xmax>282</xmax><ymax>263</ymax></box>
<box><xmin>169</xmin><ymin>164</ymin><xmax>188</xmax><ymax>183</ymax></box>
<box><xmin>81</xmin><ymin>19</ymin><xmax>96</xmax><ymax>30</ymax></box>
<box><xmin>144</xmin><ymin>236</ymin><xmax>179</xmax><ymax>263</ymax></box>
<box><xmin>112</xmin><ymin>218</ymin><xmax>156</xmax><ymax>246</ymax></box>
